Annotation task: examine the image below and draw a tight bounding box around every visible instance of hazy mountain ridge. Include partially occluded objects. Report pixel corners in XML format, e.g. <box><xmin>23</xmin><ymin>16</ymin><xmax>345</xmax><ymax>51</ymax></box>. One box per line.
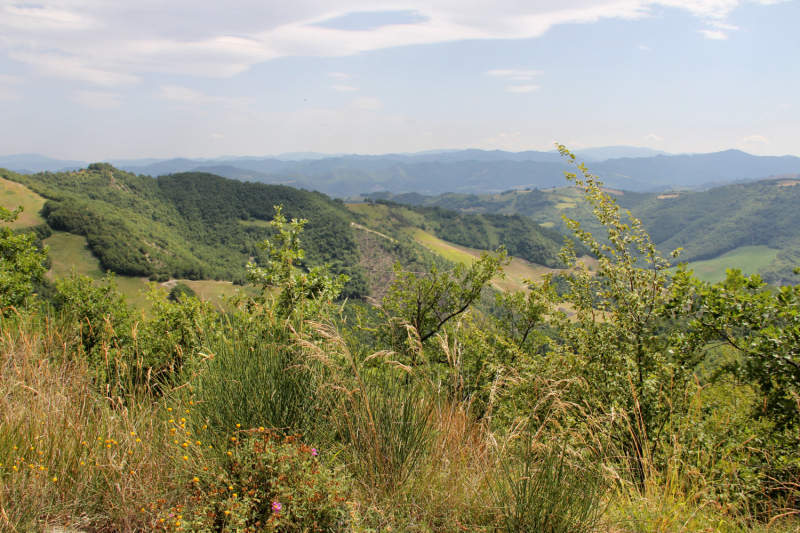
<box><xmin>3</xmin><ymin>148</ymin><xmax>799</xmax><ymax>199</ymax></box>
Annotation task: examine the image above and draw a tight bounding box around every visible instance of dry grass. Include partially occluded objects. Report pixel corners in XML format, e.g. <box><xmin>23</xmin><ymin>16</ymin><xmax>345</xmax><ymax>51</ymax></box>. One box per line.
<box><xmin>0</xmin><ymin>312</ymin><xmax>180</xmax><ymax>532</ymax></box>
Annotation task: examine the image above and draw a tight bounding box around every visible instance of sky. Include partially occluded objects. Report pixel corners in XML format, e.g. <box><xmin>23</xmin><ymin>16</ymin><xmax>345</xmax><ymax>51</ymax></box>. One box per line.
<box><xmin>0</xmin><ymin>0</ymin><xmax>798</xmax><ymax>160</ymax></box>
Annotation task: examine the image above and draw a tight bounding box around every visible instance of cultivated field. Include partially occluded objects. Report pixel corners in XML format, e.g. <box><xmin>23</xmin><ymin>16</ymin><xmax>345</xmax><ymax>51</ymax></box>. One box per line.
<box><xmin>669</xmin><ymin>245</ymin><xmax>779</xmax><ymax>283</ymax></box>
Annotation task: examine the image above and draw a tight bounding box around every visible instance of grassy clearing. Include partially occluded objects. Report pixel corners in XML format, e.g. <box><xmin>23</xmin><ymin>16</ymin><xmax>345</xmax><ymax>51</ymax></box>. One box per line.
<box><xmin>669</xmin><ymin>245</ymin><xmax>780</xmax><ymax>284</ymax></box>
<box><xmin>43</xmin><ymin>231</ymin><xmax>258</xmax><ymax>310</ymax></box>
<box><xmin>0</xmin><ymin>176</ymin><xmax>46</xmax><ymax>227</ymax></box>
<box><xmin>410</xmin><ymin>228</ymin><xmax>551</xmax><ymax>292</ymax></box>
<box><xmin>237</xmin><ymin>218</ymin><xmax>271</xmax><ymax>227</ymax></box>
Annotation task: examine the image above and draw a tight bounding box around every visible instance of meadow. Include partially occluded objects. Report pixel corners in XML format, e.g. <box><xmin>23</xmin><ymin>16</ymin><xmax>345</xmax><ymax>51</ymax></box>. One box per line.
<box><xmin>668</xmin><ymin>245</ymin><xmax>780</xmax><ymax>283</ymax></box>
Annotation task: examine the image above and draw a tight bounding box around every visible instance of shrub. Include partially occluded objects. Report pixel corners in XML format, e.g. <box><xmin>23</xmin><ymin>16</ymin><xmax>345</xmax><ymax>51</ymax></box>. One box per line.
<box><xmin>160</xmin><ymin>432</ymin><xmax>349</xmax><ymax>532</ymax></box>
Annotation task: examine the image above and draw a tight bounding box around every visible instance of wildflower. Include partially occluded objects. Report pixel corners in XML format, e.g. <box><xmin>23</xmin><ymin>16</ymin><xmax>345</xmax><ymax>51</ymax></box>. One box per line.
<box><xmin>183</xmin><ymin>456</ymin><xmax>188</xmax><ymax>461</ymax></box>
<box><xmin>180</xmin><ymin>418</ymin><xmax>186</xmax><ymax>423</ymax></box>
<box><xmin>193</xmin><ymin>477</ymin><xmax>200</xmax><ymax>482</ymax></box>
<box><xmin>227</xmin><ymin>452</ymin><xmax>232</xmax><ymax>456</ymax></box>
<box><xmin>52</xmin><ymin>477</ymin><xmax>57</xmax><ymax>482</ymax></box>
<box><xmin>182</xmin><ymin>442</ymin><xmax>188</xmax><ymax>448</ymax></box>
<box><xmin>233</xmin><ymin>493</ymin><xmax>238</xmax><ymax>498</ymax></box>
<box><xmin>136</xmin><ymin>439</ymin><xmax>141</xmax><ymax>443</ymax></box>
<box><xmin>224</xmin><ymin>511</ymin><xmax>230</xmax><ymax>515</ymax></box>
<box><xmin>235</xmin><ymin>424</ymin><xmax>241</xmax><ymax>428</ymax></box>
<box><xmin>311</xmin><ymin>448</ymin><xmax>318</xmax><ymax>457</ymax></box>
<box><xmin>272</xmin><ymin>502</ymin><xmax>282</xmax><ymax>513</ymax></box>
<box><xmin>167</xmin><ymin>408</ymin><xmax>173</xmax><ymax>412</ymax></box>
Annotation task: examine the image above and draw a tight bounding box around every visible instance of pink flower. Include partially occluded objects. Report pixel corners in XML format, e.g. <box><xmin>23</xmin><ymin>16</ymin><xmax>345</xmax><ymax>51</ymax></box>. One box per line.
<box><xmin>311</xmin><ymin>448</ymin><xmax>318</xmax><ymax>457</ymax></box>
<box><xmin>272</xmin><ymin>501</ymin><xmax>282</xmax><ymax>514</ymax></box>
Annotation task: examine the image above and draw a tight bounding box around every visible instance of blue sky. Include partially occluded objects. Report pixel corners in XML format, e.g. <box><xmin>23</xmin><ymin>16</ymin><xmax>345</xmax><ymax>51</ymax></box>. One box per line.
<box><xmin>0</xmin><ymin>0</ymin><xmax>797</xmax><ymax>160</ymax></box>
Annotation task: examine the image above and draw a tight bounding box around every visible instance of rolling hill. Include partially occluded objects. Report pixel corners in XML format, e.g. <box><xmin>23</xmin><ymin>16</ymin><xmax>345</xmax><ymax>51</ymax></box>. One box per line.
<box><xmin>1</xmin><ymin>164</ymin><xmax>581</xmax><ymax>306</ymax></box>
<box><xmin>377</xmin><ymin>178</ymin><xmax>800</xmax><ymax>284</ymax></box>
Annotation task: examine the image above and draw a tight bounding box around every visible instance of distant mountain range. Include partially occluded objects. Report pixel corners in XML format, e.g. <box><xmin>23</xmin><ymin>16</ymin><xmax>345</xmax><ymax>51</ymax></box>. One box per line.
<box><xmin>2</xmin><ymin>147</ymin><xmax>799</xmax><ymax>197</ymax></box>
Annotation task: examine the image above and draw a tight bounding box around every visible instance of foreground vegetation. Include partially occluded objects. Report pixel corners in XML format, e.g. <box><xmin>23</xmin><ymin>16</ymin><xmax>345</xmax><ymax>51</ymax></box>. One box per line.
<box><xmin>1</xmin><ymin>150</ymin><xmax>798</xmax><ymax>532</ymax></box>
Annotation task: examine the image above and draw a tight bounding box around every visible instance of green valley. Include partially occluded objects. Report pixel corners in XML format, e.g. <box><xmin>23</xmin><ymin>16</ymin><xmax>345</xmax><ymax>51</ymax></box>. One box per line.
<box><xmin>1</xmin><ymin>165</ymin><xmax>585</xmax><ymax>308</ymax></box>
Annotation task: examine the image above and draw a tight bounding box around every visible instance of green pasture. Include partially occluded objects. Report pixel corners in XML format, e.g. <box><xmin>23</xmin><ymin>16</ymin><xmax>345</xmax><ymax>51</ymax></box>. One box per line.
<box><xmin>44</xmin><ymin>231</ymin><xmax>258</xmax><ymax>310</ymax></box>
<box><xmin>0</xmin><ymin>176</ymin><xmax>46</xmax><ymax>227</ymax></box>
<box><xmin>670</xmin><ymin>245</ymin><xmax>780</xmax><ymax>284</ymax></box>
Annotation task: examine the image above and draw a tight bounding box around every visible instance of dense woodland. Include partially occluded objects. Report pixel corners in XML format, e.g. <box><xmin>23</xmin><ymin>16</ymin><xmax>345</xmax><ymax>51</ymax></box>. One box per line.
<box><xmin>1</xmin><ymin>151</ymin><xmax>799</xmax><ymax>533</ymax></box>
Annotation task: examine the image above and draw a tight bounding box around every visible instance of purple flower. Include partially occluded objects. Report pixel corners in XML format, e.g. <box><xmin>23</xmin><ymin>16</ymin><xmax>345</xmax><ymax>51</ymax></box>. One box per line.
<box><xmin>169</xmin><ymin>513</ymin><xmax>174</xmax><ymax>517</ymax></box>
<box><xmin>272</xmin><ymin>501</ymin><xmax>282</xmax><ymax>514</ymax></box>
<box><xmin>311</xmin><ymin>448</ymin><xmax>318</xmax><ymax>457</ymax></box>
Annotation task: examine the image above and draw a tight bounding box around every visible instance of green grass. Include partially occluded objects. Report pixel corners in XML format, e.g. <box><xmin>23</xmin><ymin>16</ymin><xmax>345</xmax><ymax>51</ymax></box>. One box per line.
<box><xmin>410</xmin><ymin>228</ymin><xmax>550</xmax><ymax>292</ymax></box>
<box><xmin>0</xmin><ymin>176</ymin><xmax>46</xmax><ymax>227</ymax></box>
<box><xmin>669</xmin><ymin>245</ymin><xmax>780</xmax><ymax>284</ymax></box>
<box><xmin>44</xmin><ymin>231</ymin><xmax>259</xmax><ymax>309</ymax></box>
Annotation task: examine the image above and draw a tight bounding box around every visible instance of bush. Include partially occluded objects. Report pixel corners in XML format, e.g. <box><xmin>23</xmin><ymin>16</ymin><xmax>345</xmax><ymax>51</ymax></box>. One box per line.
<box><xmin>168</xmin><ymin>282</ymin><xmax>197</xmax><ymax>302</ymax></box>
<box><xmin>160</xmin><ymin>432</ymin><xmax>349</xmax><ymax>532</ymax></box>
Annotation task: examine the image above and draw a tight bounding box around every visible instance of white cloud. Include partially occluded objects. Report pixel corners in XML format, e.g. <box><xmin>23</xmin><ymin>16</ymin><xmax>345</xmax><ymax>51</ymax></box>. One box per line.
<box><xmin>487</xmin><ymin>69</ymin><xmax>543</xmax><ymax>80</ymax></box>
<box><xmin>637</xmin><ymin>44</ymin><xmax>651</xmax><ymax>50</ymax></box>
<box><xmin>699</xmin><ymin>29</ymin><xmax>729</xmax><ymax>39</ymax></box>
<box><xmin>157</xmin><ymin>85</ymin><xmax>251</xmax><ymax>107</ymax></box>
<box><xmin>3</xmin><ymin>5</ymin><xmax>89</xmax><ymax>30</ymax></box>
<box><xmin>332</xmin><ymin>84</ymin><xmax>358</xmax><ymax>91</ymax></box>
<box><xmin>70</xmin><ymin>91</ymin><xmax>122</xmax><ymax>108</ymax></box>
<box><xmin>328</xmin><ymin>72</ymin><xmax>351</xmax><ymax>79</ymax></box>
<box><xmin>742</xmin><ymin>134</ymin><xmax>770</xmax><ymax>144</ymax></box>
<box><xmin>507</xmin><ymin>85</ymin><xmax>540</xmax><ymax>93</ymax></box>
<box><xmin>0</xmin><ymin>0</ymin><xmax>783</xmax><ymax>86</ymax></box>
<box><xmin>213</xmin><ymin>133</ymin><xmax>224</xmax><ymax>138</ymax></box>
<box><xmin>7</xmin><ymin>51</ymin><xmax>141</xmax><ymax>86</ymax></box>
<box><xmin>350</xmin><ymin>97</ymin><xmax>381</xmax><ymax>110</ymax></box>
<box><xmin>645</xmin><ymin>134</ymin><xmax>664</xmax><ymax>140</ymax></box>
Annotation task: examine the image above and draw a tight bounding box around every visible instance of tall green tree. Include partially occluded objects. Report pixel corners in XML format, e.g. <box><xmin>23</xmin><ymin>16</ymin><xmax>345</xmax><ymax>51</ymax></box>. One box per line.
<box><xmin>0</xmin><ymin>206</ymin><xmax>48</xmax><ymax>311</ymax></box>
<box><xmin>534</xmin><ymin>146</ymin><xmax>704</xmax><ymax>481</ymax></box>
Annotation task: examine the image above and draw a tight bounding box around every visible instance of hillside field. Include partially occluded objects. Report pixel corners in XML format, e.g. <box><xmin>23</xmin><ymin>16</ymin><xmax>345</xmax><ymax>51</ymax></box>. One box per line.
<box><xmin>0</xmin><ymin>176</ymin><xmax>46</xmax><ymax>227</ymax></box>
<box><xmin>669</xmin><ymin>245</ymin><xmax>780</xmax><ymax>283</ymax></box>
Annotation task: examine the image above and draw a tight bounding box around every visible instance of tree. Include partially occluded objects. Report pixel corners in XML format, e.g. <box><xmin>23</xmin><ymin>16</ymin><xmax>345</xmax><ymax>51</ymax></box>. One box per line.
<box><xmin>246</xmin><ymin>205</ymin><xmax>349</xmax><ymax>319</ymax></box>
<box><xmin>0</xmin><ymin>205</ymin><xmax>48</xmax><ymax>311</ymax></box>
<box><xmin>384</xmin><ymin>248</ymin><xmax>508</xmax><ymax>357</ymax></box>
<box><xmin>673</xmin><ymin>268</ymin><xmax>800</xmax><ymax>432</ymax></box>
<box><xmin>532</xmin><ymin>146</ymin><xmax>704</xmax><ymax>481</ymax></box>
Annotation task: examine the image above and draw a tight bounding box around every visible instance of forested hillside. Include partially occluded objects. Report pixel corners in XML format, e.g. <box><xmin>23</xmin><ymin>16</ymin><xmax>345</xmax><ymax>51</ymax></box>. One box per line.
<box><xmin>1</xmin><ymin>164</ymin><xmax>583</xmax><ymax>302</ymax></box>
<box><xmin>380</xmin><ymin>178</ymin><xmax>800</xmax><ymax>284</ymax></box>
<box><xmin>1</xmin><ymin>164</ymin><xmax>367</xmax><ymax>294</ymax></box>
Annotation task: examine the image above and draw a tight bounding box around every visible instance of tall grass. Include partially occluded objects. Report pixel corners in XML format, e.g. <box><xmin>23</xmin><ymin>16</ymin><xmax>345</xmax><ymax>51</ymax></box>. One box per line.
<box><xmin>2</xmin><ymin>307</ymin><xmax>797</xmax><ymax>532</ymax></box>
<box><xmin>189</xmin><ymin>317</ymin><xmax>319</xmax><ymax>440</ymax></box>
<box><xmin>0</xmin><ymin>311</ymin><xmax>180</xmax><ymax>532</ymax></box>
